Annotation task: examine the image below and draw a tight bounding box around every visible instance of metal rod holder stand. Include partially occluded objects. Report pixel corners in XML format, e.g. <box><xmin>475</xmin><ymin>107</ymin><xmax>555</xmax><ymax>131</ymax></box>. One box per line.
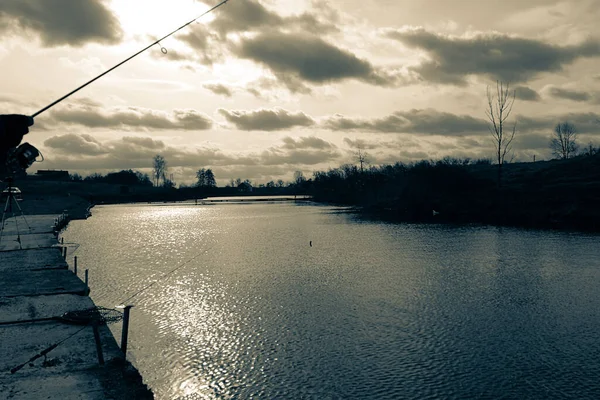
<box><xmin>120</xmin><ymin>305</ymin><xmax>134</xmax><ymax>357</ymax></box>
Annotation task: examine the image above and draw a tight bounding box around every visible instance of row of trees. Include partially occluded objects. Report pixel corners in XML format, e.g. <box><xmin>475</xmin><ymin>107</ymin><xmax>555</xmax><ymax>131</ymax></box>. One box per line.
<box><xmin>71</xmin><ymin>169</ymin><xmax>153</xmax><ymax>186</ymax></box>
<box><xmin>91</xmin><ymin>84</ymin><xmax>598</xmax><ymax>191</ymax></box>
<box><xmin>196</xmin><ymin>168</ymin><xmax>216</xmax><ymax>188</ymax></box>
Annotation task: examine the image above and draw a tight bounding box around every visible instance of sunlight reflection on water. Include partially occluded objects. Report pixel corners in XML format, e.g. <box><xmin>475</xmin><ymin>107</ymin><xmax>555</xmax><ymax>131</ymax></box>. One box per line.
<box><xmin>63</xmin><ymin>203</ymin><xmax>600</xmax><ymax>399</ymax></box>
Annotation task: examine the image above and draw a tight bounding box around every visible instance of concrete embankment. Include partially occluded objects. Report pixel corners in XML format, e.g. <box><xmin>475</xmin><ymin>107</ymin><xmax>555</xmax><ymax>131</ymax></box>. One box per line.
<box><xmin>0</xmin><ymin>211</ymin><xmax>153</xmax><ymax>399</ymax></box>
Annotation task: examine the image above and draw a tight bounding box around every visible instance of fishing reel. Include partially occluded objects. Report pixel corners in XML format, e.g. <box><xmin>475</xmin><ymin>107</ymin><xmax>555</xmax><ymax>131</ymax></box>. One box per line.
<box><xmin>4</xmin><ymin>143</ymin><xmax>41</xmax><ymax>175</ymax></box>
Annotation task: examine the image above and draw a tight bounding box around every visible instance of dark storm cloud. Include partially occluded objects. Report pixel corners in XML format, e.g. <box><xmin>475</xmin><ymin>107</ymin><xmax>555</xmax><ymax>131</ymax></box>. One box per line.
<box><xmin>548</xmin><ymin>87</ymin><xmax>591</xmax><ymax>102</ymax></box>
<box><xmin>282</xmin><ymin>136</ymin><xmax>335</xmax><ymax>150</ymax></box>
<box><xmin>218</xmin><ymin>108</ymin><xmax>315</xmax><ymax>131</ymax></box>
<box><xmin>0</xmin><ymin>0</ymin><xmax>122</xmax><ymax>47</ymax></box>
<box><xmin>204</xmin><ymin>83</ymin><xmax>234</xmax><ymax>97</ymax></box>
<box><xmin>234</xmin><ymin>31</ymin><xmax>395</xmax><ymax>89</ymax></box>
<box><xmin>385</xmin><ymin>28</ymin><xmax>600</xmax><ymax>85</ymax></box>
<box><xmin>324</xmin><ymin>109</ymin><xmax>489</xmax><ymax>136</ymax></box>
<box><xmin>515</xmin><ymin>86</ymin><xmax>541</xmax><ymax>101</ymax></box>
<box><xmin>49</xmin><ymin>105</ymin><xmax>213</xmax><ymax>130</ymax></box>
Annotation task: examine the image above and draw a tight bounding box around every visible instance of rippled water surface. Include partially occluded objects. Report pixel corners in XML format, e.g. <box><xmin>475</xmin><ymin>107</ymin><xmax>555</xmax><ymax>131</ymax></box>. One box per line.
<box><xmin>62</xmin><ymin>202</ymin><xmax>600</xmax><ymax>399</ymax></box>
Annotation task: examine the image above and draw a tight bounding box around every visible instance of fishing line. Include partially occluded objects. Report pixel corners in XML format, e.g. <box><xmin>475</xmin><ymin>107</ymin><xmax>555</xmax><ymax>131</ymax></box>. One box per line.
<box><xmin>117</xmin><ymin>242</ymin><xmax>216</xmax><ymax>305</ymax></box>
<box><xmin>31</xmin><ymin>0</ymin><xmax>231</xmax><ymax>118</ymax></box>
<box><xmin>9</xmin><ymin>325</ymin><xmax>88</xmax><ymax>373</ymax></box>
<box><xmin>8</xmin><ymin>307</ymin><xmax>124</xmax><ymax>373</ymax></box>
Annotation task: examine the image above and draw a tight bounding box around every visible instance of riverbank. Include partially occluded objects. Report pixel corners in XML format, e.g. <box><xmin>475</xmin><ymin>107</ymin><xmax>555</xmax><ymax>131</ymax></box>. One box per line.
<box><xmin>0</xmin><ymin>207</ymin><xmax>153</xmax><ymax>398</ymax></box>
<box><xmin>311</xmin><ymin>153</ymin><xmax>600</xmax><ymax>233</ymax></box>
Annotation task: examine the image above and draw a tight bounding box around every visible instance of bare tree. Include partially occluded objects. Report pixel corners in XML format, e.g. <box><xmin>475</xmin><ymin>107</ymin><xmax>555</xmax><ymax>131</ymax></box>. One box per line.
<box><xmin>550</xmin><ymin>122</ymin><xmax>578</xmax><ymax>159</ymax></box>
<box><xmin>354</xmin><ymin>147</ymin><xmax>370</xmax><ymax>173</ymax></box>
<box><xmin>582</xmin><ymin>141</ymin><xmax>598</xmax><ymax>157</ymax></box>
<box><xmin>486</xmin><ymin>81</ymin><xmax>517</xmax><ymax>186</ymax></box>
<box><xmin>152</xmin><ymin>154</ymin><xmax>166</xmax><ymax>187</ymax></box>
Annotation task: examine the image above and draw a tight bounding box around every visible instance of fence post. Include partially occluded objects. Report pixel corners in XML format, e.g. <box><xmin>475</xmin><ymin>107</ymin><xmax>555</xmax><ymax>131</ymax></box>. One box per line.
<box><xmin>73</xmin><ymin>256</ymin><xmax>78</xmax><ymax>275</ymax></box>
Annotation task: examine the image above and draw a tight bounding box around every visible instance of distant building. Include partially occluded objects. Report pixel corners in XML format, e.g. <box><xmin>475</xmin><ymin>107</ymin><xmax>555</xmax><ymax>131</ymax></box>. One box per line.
<box><xmin>33</xmin><ymin>170</ymin><xmax>70</xmax><ymax>181</ymax></box>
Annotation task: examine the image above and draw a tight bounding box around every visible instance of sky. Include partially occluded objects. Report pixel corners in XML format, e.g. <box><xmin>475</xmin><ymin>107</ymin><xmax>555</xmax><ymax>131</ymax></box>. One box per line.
<box><xmin>1</xmin><ymin>0</ymin><xmax>599</xmax><ymax>186</ymax></box>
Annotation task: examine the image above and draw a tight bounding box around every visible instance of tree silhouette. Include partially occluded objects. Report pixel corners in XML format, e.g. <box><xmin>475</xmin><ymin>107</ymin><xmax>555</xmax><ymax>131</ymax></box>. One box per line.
<box><xmin>550</xmin><ymin>122</ymin><xmax>578</xmax><ymax>159</ymax></box>
<box><xmin>205</xmin><ymin>169</ymin><xmax>216</xmax><ymax>187</ymax></box>
<box><xmin>152</xmin><ymin>155</ymin><xmax>167</xmax><ymax>187</ymax></box>
<box><xmin>354</xmin><ymin>147</ymin><xmax>370</xmax><ymax>173</ymax></box>
<box><xmin>196</xmin><ymin>168</ymin><xmax>216</xmax><ymax>187</ymax></box>
<box><xmin>486</xmin><ymin>81</ymin><xmax>517</xmax><ymax>187</ymax></box>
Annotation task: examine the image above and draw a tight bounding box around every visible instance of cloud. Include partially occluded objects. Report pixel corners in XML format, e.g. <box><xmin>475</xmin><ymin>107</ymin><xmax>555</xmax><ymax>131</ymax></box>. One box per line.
<box><xmin>245</xmin><ymin>78</ymin><xmax>290</xmax><ymax>99</ymax></box>
<box><xmin>260</xmin><ymin>148</ymin><xmax>340</xmax><ymax>166</ymax></box>
<box><xmin>210</xmin><ymin>0</ymin><xmax>282</xmax><ymax>34</ymax></box>
<box><xmin>233</xmin><ymin>31</ymin><xmax>395</xmax><ymax>90</ymax></box>
<box><xmin>121</xmin><ymin>136</ymin><xmax>166</xmax><ymax>150</ymax></box>
<box><xmin>518</xmin><ymin>112</ymin><xmax>600</xmax><ymax>134</ymax></box>
<box><xmin>44</xmin><ymin>133</ymin><xmax>108</xmax><ymax>156</ymax></box>
<box><xmin>514</xmin><ymin>134</ymin><xmax>551</xmax><ymax>152</ymax></box>
<box><xmin>203</xmin><ymin>83</ymin><xmax>234</xmax><ymax>97</ymax></box>
<box><xmin>548</xmin><ymin>87</ymin><xmax>591</xmax><ymax>102</ymax></box>
<box><xmin>282</xmin><ymin>136</ymin><xmax>335</xmax><ymax>150</ymax></box>
<box><xmin>218</xmin><ymin>108</ymin><xmax>315</xmax><ymax>131</ymax></box>
<box><xmin>176</xmin><ymin>24</ymin><xmax>224</xmax><ymax>65</ymax></box>
<box><xmin>39</xmin><ymin>133</ymin><xmax>343</xmax><ymax>183</ymax></box>
<box><xmin>384</xmin><ymin>27</ymin><xmax>600</xmax><ymax>84</ymax></box>
<box><xmin>0</xmin><ymin>0</ymin><xmax>122</xmax><ymax>47</ymax></box>
<box><xmin>48</xmin><ymin>104</ymin><xmax>213</xmax><ymax>131</ymax></box>
<box><xmin>343</xmin><ymin>138</ymin><xmax>381</xmax><ymax>149</ymax></box>
<box><xmin>324</xmin><ymin>109</ymin><xmax>489</xmax><ymax>136</ymax></box>
<box><xmin>515</xmin><ymin>86</ymin><xmax>541</xmax><ymax>101</ymax></box>
<box><xmin>209</xmin><ymin>0</ymin><xmax>336</xmax><ymax>35</ymax></box>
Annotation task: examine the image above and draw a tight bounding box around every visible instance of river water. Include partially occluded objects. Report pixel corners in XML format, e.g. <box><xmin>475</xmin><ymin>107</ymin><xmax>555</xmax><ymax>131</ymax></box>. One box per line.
<box><xmin>62</xmin><ymin>201</ymin><xmax>600</xmax><ymax>399</ymax></box>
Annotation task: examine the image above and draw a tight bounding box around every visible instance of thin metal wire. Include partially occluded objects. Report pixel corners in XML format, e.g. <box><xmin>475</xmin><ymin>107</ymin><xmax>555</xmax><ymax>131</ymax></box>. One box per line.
<box><xmin>31</xmin><ymin>0</ymin><xmax>230</xmax><ymax>118</ymax></box>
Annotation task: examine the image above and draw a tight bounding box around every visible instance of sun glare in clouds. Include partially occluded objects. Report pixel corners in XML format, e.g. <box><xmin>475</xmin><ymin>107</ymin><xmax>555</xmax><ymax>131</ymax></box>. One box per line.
<box><xmin>110</xmin><ymin>0</ymin><xmax>215</xmax><ymax>38</ymax></box>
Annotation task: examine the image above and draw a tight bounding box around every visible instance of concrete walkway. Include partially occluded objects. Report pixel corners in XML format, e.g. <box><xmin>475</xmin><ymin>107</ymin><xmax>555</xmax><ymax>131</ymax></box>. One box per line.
<box><xmin>0</xmin><ymin>214</ymin><xmax>152</xmax><ymax>399</ymax></box>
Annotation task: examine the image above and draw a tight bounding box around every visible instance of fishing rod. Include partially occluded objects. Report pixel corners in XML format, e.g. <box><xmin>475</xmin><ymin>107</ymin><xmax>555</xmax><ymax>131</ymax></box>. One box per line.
<box><xmin>31</xmin><ymin>0</ymin><xmax>230</xmax><ymax>118</ymax></box>
<box><xmin>3</xmin><ymin>0</ymin><xmax>229</xmax><ymax>174</ymax></box>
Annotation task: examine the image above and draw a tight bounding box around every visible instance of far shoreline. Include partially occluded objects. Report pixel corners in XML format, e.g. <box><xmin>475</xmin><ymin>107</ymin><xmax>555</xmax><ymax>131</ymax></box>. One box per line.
<box><xmin>48</xmin><ymin>194</ymin><xmax>600</xmax><ymax>235</ymax></box>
